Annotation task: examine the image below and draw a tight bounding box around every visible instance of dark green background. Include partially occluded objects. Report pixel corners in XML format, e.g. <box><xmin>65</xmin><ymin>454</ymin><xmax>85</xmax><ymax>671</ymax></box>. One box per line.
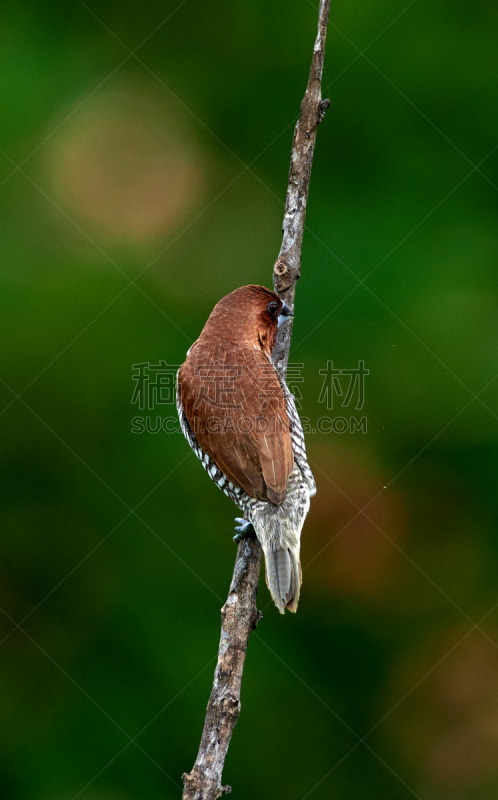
<box><xmin>2</xmin><ymin>1</ymin><xmax>498</xmax><ymax>798</ymax></box>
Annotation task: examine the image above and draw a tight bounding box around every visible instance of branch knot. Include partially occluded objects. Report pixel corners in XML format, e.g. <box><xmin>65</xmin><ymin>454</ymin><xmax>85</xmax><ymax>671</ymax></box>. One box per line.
<box><xmin>273</xmin><ymin>254</ymin><xmax>294</xmax><ymax>293</ymax></box>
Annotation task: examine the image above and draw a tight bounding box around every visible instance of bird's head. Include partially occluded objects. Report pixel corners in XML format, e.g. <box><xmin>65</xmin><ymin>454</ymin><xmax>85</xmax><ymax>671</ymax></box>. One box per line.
<box><xmin>199</xmin><ymin>285</ymin><xmax>293</xmax><ymax>354</ymax></box>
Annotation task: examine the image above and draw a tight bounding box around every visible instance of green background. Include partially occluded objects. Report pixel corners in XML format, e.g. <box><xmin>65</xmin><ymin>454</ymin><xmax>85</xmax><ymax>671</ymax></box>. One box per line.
<box><xmin>2</xmin><ymin>1</ymin><xmax>498</xmax><ymax>798</ymax></box>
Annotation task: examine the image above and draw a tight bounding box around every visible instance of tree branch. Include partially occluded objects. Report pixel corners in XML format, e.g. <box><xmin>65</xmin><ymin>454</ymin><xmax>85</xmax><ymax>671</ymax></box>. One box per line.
<box><xmin>273</xmin><ymin>0</ymin><xmax>331</xmax><ymax>378</ymax></box>
<box><xmin>181</xmin><ymin>537</ymin><xmax>262</xmax><ymax>799</ymax></box>
<box><xmin>181</xmin><ymin>4</ymin><xmax>330</xmax><ymax>798</ymax></box>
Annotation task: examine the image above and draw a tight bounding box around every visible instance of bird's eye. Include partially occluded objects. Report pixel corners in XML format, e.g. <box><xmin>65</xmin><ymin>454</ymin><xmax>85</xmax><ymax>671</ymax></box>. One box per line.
<box><xmin>267</xmin><ymin>301</ymin><xmax>280</xmax><ymax>316</ymax></box>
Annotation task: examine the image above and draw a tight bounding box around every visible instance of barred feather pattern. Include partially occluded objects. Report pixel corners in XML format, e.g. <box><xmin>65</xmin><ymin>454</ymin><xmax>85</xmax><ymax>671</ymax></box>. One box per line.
<box><xmin>277</xmin><ymin>377</ymin><xmax>316</xmax><ymax>498</ymax></box>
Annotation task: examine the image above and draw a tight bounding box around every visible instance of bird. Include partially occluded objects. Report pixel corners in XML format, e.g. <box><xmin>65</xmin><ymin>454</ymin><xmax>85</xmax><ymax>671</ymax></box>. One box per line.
<box><xmin>176</xmin><ymin>285</ymin><xmax>316</xmax><ymax>613</ymax></box>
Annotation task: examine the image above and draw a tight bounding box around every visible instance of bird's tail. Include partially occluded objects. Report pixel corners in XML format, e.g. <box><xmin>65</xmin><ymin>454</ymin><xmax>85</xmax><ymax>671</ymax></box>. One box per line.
<box><xmin>263</xmin><ymin>544</ymin><xmax>302</xmax><ymax>614</ymax></box>
<box><xmin>249</xmin><ymin>468</ymin><xmax>310</xmax><ymax>614</ymax></box>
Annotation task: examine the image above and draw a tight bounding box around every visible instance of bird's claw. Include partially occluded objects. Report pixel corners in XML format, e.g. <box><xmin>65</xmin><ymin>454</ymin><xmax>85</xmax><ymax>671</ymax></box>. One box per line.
<box><xmin>233</xmin><ymin>518</ymin><xmax>254</xmax><ymax>542</ymax></box>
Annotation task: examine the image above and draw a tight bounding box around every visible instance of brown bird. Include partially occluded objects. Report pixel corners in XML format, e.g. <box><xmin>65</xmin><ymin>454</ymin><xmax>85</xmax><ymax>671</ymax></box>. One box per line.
<box><xmin>176</xmin><ymin>285</ymin><xmax>316</xmax><ymax>613</ymax></box>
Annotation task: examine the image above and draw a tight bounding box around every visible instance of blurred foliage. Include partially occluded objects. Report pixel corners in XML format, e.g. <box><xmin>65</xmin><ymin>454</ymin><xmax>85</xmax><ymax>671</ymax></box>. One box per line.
<box><xmin>1</xmin><ymin>0</ymin><xmax>498</xmax><ymax>798</ymax></box>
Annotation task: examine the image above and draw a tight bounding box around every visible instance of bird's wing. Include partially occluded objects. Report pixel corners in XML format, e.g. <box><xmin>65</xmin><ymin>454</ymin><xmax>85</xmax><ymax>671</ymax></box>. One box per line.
<box><xmin>178</xmin><ymin>344</ymin><xmax>294</xmax><ymax>504</ymax></box>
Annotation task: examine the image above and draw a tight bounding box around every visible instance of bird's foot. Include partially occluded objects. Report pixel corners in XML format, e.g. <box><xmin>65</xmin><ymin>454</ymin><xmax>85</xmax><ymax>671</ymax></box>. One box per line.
<box><xmin>233</xmin><ymin>518</ymin><xmax>254</xmax><ymax>542</ymax></box>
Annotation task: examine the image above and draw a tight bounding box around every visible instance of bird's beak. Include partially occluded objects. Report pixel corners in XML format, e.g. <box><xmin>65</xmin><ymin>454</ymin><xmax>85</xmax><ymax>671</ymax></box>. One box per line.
<box><xmin>278</xmin><ymin>302</ymin><xmax>293</xmax><ymax>327</ymax></box>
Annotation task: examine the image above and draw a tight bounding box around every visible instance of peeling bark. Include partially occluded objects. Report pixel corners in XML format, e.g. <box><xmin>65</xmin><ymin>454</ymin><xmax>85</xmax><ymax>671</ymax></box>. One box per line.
<box><xmin>181</xmin><ymin>3</ymin><xmax>330</xmax><ymax>796</ymax></box>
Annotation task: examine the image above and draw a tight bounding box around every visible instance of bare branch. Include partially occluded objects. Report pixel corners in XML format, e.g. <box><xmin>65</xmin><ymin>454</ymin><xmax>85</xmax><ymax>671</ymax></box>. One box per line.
<box><xmin>182</xmin><ymin>537</ymin><xmax>262</xmax><ymax>800</ymax></box>
<box><xmin>181</xmin><ymin>3</ymin><xmax>330</xmax><ymax>797</ymax></box>
<box><xmin>273</xmin><ymin>0</ymin><xmax>331</xmax><ymax>379</ymax></box>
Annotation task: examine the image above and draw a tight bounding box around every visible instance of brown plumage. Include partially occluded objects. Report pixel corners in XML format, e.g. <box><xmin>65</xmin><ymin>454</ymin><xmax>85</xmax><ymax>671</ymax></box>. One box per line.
<box><xmin>177</xmin><ymin>285</ymin><xmax>316</xmax><ymax>613</ymax></box>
